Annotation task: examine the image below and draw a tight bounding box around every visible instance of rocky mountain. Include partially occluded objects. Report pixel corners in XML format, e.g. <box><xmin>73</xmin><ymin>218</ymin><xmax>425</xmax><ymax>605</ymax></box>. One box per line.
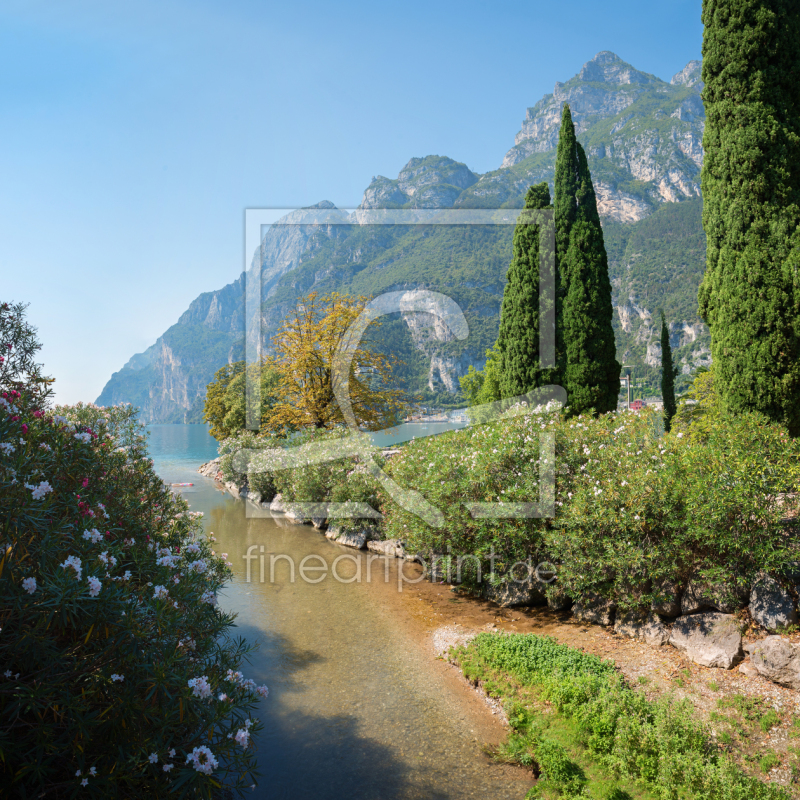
<box><xmin>97</xmin><ymin>51</ymin><xmax>710</xmax><ymax>422</ymax></box>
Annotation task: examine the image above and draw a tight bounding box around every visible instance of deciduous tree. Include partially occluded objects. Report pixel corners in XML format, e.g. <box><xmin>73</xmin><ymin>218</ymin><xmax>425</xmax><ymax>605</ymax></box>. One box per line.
<box><xmin>264</xmin><ymin>292</ymin><xmax>406</xmax><ymax>434</ymax></box>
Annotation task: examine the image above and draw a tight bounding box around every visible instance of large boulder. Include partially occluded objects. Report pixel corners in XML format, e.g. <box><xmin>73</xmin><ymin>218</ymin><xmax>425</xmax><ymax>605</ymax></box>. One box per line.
<box><xmin>750</xmin><ymin>636</ymin><xmax>800</xmax><ymax>690</ymax></box>
<box><xmin>269</xmin><ymin>494</ymin><xmax>286</xmax><ymax>513</ymax></box>
<box><xmin>641</xmin><ymin>613</ymin><xmax>671</xmax><ymax>646</ymax></box>
<box><xmin>284</xmin><ymin>505</ymin><xmax>310</xmax><ymax>525</ymax></box>
<box><xmin>614</xmin><ymin>611</ymin><xmax>670</xmax><ymax>646</ymax></box>
<box><xmin>614</xmin><ymin>611</ymin><xmax>645</xmax><ymax>639</ymax></box>
<box><xmin>334</xmin><ymin>531</ymin><xmax>367</xmax><ymax>549</ymax></box>
<box><xmin>573</xmin><ymin>593</ymin><xmax>616</xmax><ymax>626</ymax></box>
<box><xmin>680</xmin><ymin>579</ymin><xmax>748</xmax><ymax>615</ymax></box>
<box><xmin>326</xmin><ymin>526</ymin><xmax>368</xmax><ymax>549</ymax></box>
<box><xmin>749</xmin><ymin>576</ymin><xmax>798</xmax><ymax>632</ymax></box>
<box><xmin>650</xmin><ymin>579</ymin><xmax>682</xmax><ymax>618</ymax></box>
<box><xmin>546</xmin><ymin>586</ymin><xmax>573</xmax><ymax>612</ymax></box>
<box><xmin>669</xmin><ymin>612</ymin><xmax>743</xmax><ymax>669</ymax></box>
<box><xmin>483</xmin><ymin>574</ymin><xmax>548</xmax><ymax>608</ymax></box>
<box><xmin>367</xmin><ymin>539</ymin><xmax>406</xmax><ymax>559</ymax></box>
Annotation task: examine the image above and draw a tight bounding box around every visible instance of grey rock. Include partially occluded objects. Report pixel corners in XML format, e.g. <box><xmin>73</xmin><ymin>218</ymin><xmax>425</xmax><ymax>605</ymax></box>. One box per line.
<box><xmin>366</xmin><ymin>539</ymin><xmax>404</xmax><ymax>559</ymax></box>
<box><xmin>749</xmin><ymin>576</ymin><xmax>798</xmax><ymax>632</ymax></box>
<box><xmin>681</xmin><ymin>579</ymin><xmax>748</xmax><ymax>615</ymax></box>
<box><xmin>738</xmin><ymin>661</ymin><xmax>760</xmax><ymax>678</ymax></box>
<box><xmin>225</xmin><ymin>481</ymin><xmax>241</xmax><ymax>498</ymax></box>
<box><xmin>669</xmin><ymin>612</ymin><xmax>743</xmax><ymax>669</ymax></box>
<box><xmin>269</xmin><ymin>494</ymin><xmax>286</xmax><ymax>514</ymax></box>
<box><xmin>573</xmin><ymin>594</ymin><xmax>616</xmax><ymax>627</ymax></box>
<box><xmin>651</xmin><ymin>579</ymin><xmax>682</xmax><ymax>618</ymax></box>
<box><xmin>614</xmin><ymin>611</ymin><xmax>670</xmax><ymax>646</ymax></box>
<box><xmin>750</xmin><ymin>636</ymin><xmax>800</xmax><ymax>690</ymax></box>
<box><xmin>284</xmin><ymin>506</ymin><xmax>309</xmax><ymax>525</ymax></box>
<box><xmin>641</xmin><ymin>613</ymin><xmax>671</xmax><ymax>646</ymax></box>
<box><xmin>326</xmin><ymin>526</ymin><xmax>369</xmax><ymax>549</ymax></box>
<box><xmin>546</xmin><ymin>587</ymin><xmax>573</xmax><ymax>612</ymax></box>
<box><xmin>333</xmin><ymin>531</ymin><xmax>367</xmax><ymax>550</ymax></box>
<box><xmin>614</xmin><ymin>611</ymin><xmax>646</xmax><ymax>639</ymax></box>
<box><xmin>483</xmin><ymin>575</ymin><xmax>548</xmax><ymax>608</ymax></box>
<box><xmin>311</xmin><ymin>517</ymin><xmax>327</xmax><ymax>530</ymax></box>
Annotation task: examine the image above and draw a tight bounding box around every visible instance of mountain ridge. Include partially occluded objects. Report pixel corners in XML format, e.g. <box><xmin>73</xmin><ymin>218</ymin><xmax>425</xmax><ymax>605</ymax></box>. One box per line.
<box><xmin>97</xmin><ymin>51</ymin><xmax>709</xmax><ymax>422</ymax></box>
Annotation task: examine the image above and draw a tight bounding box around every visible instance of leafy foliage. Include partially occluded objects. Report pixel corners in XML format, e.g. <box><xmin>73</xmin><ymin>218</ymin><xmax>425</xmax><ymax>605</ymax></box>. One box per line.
<box><xmin>380</xmin><ymin>403</ymin><xmax>800</xmax><ymax>607</ymax></box>
<box><xmin>203</xmin><ymin>360</ymin><xmax>282</xmax><ymax>442</ymax></box>
<box><xmin>264</xmin><ymin>293</ymin><xmax>407</xmax><ymax>434</ymax></box>
<box><xmin>0</xmin><ymin>308</ymin><xmax>268</xmax><ymax>798</ymax></box>
<box><xmin>698</xmin><ymin>0</ymin><xmax>800</xmax><ymax>435</ymax></box>
<box><xmin>659</xmin><ymin>312</ymin><xmax>677</xmax><ymax>432</ymax></box>
<box><xmin>557</xmin><ymin>106</ymin><xmax>621</xmax><ymax>415</ymax></box>
<box><xmin>454</xmin><ymin>632</ymin><xmax>791</xmax><ymax>800</ymax></box>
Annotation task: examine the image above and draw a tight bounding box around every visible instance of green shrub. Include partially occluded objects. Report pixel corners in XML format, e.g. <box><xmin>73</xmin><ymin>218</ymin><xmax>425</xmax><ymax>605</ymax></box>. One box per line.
<box><xmin>381</xmin><ymin>402</ymin><xmax>800</xmax><ymax>608</ymax></box>
<box><xmin>0</xmin><ymin>304</ymin><xmax>267</xmax><ymax>797</ymax></box>
<box><xmin>456</xmin><ymin>632</ymin><xmax>790</xmax><ymax>800</ymax></box>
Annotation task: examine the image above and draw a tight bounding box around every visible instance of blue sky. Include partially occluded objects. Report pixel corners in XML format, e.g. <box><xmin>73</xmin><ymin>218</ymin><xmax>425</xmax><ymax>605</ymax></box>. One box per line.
<box><xmin>0</xmin><ymin>0</ymin><xmax>702</xmax><ymax>403</ymax></box>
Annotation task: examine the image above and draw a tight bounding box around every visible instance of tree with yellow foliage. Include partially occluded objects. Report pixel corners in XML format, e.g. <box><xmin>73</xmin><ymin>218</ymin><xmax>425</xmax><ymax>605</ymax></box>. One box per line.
<box><xmin>263</xmin><ymin>292</ymin><xmax>406</xmax><ymax>434</ymax></box>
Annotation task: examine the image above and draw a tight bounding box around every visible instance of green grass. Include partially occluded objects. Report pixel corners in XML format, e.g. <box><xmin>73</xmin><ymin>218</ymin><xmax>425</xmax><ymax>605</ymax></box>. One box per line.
<box><xmin>452</xmin><ymin>632</ymin><xmax>791</xmax><ymax>800</ymax></box>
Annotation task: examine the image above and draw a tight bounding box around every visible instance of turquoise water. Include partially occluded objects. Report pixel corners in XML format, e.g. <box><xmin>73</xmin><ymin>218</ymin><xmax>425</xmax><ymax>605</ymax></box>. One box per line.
<box><xmin>146</xmin><ymin>425</ymin><xmax>529</xmax><ymax>800</ymax></box>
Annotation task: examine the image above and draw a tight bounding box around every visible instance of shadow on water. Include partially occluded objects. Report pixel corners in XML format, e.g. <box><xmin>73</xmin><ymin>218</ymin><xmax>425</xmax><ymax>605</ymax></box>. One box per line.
<box><xmin>231</xmin><ymin>624</ymin><xmax>432</xmax><ymax>800</ymax></box>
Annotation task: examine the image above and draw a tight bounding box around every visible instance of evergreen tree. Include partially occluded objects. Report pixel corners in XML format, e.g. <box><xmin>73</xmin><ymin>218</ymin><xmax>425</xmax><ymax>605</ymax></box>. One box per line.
<box><xmin>698</xmin><ymin>0</ymin><xmax>800</xmax><ymax>435</ymax></box>
<box><xmin>496</xmin><ymin>182</ymin><xmax>553</xmax><ymax>398</ymax></box>
<box><xmin>556</xmin><ymin>106</ymin><xmax>621</xmax><ymax>414</ymax></box>
<box><xmin>660</xmin><ymin>311</ymin><xmax>678</xmax><ymax>431</ymax></box>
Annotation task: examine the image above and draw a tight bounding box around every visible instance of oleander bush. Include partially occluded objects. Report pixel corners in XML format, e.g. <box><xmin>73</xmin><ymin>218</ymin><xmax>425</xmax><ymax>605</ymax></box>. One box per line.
<box><xmin>455</xmin><ymin>632</ymin><xmax>791</xmax><ymax>800</ymax></box>
<box><xmin>0</xmin><ymin>302</ymin><xmax>267</xmax><ymax>798</ymax></box>
<box><xmin>221</xmin><ymin>427</ymin><xmax>385</xmax><ymax>528</ymax></box>
<box><xmin>380</xmin><ymin>402</ymin><xmax>800</xmax><ymax>605</ymax></box>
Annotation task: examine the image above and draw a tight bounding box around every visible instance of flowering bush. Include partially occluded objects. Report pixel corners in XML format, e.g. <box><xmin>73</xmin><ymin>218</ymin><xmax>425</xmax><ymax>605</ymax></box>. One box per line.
<box><xmin>381</xmin><ymin>403</ymin><xmax>800</xmax><ymax>606</ymax></box>
<box><xmin>0</xmin><ymin>303</ymin><xmax>267</xmax><ymax>798</ymax></box>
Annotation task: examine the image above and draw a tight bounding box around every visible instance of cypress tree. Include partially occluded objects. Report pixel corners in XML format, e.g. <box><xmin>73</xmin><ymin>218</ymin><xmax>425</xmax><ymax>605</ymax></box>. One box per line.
<box><xmin>698</xmin><ymin>0</ymin><xmax>800</xmax><ymax>435</ymax></box>
<box><xmin>557</xmin><ymin>106</ymin><xmax>621</xmax><ymax>414</ymax></box>
<box><xmin>497</xmin><ymin>182</ymin><xmax>553</xmax><ymax>398</ymax></box>
<box><xmin>660</xmin><ymin>311</ymin><xmax>678</xmax><ymax>431</ymax></box>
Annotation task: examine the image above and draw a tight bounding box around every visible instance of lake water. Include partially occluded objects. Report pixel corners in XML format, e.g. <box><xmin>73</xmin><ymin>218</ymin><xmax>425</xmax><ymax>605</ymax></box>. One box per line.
<box><xmin>147</xmin><ymin>424</ymin><xmax>529</xmax><ymax>800</ymax></box>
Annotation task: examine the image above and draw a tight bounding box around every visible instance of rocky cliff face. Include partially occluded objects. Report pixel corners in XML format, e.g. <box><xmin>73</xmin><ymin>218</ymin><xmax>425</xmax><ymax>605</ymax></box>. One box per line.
<box><xmin>97</xmin><ymin>52</ymin><xmax>709</xmax><ymax>421</ymax></box>
<box><xmin>354</xmin><ymin>155</ymin><xmax>479</xmax><ymax>222</ymax></box>
<box><xmin>455</xmin><ymin>51</ymin><xmax>705</xmax><ymax>222</ymax></box>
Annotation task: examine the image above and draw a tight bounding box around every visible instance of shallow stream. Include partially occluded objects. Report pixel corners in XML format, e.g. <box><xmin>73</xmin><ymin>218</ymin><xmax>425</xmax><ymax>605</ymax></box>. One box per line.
<box><xmin>148</xmin><ymin>424</ymin><xmax>530</xmax><ymax>800</ymax></box>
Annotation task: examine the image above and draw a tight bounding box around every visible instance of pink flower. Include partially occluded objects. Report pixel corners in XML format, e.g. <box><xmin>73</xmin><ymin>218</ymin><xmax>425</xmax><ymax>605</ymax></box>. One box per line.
<box><xmin>21</xmin><ymin>424</ymin><xmax>27</xmax><ymax>434</ymax></box>
<box><xmin>82</xmin><ymin>478</ymin><xmax>89</xmax><ymax>488</ymax></box>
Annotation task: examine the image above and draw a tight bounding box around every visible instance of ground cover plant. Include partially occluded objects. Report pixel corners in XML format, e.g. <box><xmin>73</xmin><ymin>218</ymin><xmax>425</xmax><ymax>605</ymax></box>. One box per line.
<box><xmin>453</xmin><ymin>632</ymin><xmax>792</xmax><ymax>800</ymax></box>
<box><xmin>0</xmin><ymin>302</ymin><xmax>268</xmax><ymax>798</ymax></box>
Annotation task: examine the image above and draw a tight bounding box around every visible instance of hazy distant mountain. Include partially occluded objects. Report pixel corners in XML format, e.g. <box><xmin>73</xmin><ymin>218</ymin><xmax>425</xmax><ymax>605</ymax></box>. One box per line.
<box><xmin>97</xmin><ymin>52</ymin><xmax>709</xmax><ymax>422</ymax></box>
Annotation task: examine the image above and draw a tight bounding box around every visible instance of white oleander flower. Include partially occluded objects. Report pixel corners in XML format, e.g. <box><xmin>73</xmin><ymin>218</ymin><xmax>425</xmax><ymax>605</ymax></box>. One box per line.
<box><xmin>61</xmin><ymin>555</ymin><xmax>82</xmax><ymax>580</ymax></box>
<box><xmin>188</xmin><ymin>675</ymin><xmax>212</xmax><ymax>699</ymax></box>
<box><xmin>185</xmin><ymin>745</ymin><xmax>217</xmax><ymax>775</ymax></box>
<box><xmin>21</xmin><ymin>577</ymin><xmax>37</xmax><ymax>594</ymax></box>
<box><xmin>30</xmin><ymin>481</ymin><xmax>53</xmax><ymax>500</ymax></box>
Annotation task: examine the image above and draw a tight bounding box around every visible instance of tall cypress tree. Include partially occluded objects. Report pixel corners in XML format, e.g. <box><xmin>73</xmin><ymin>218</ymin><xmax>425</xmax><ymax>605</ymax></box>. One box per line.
<box><xmin>556</xmin><ymin>106</ymin><xmax>621</xmax><ymax>414</ymax></box>
<box><xmin>497</xmin><ymin>183</ymin><xmax>553</xmax><ymax>398</ymax></box>
<box><xmin>698</xmin><ymin>0</ymin><xmax>800</xmax><ymax>435</ymax></box>
<box><xmin>660</xmin><ymin>311</ymin><xmax>678</xmax><ymax>431</ymax></box>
